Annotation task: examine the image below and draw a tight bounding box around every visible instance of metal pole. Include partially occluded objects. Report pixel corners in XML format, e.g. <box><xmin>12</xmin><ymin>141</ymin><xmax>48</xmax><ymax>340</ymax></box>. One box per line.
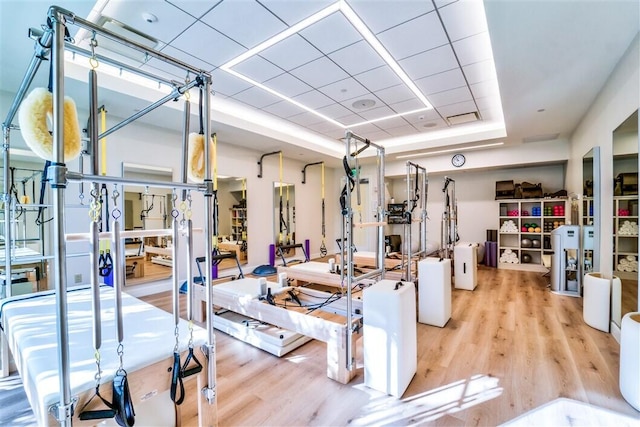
<box><xmin>180</xmin><ymin>99</ymin><xmax>191</xmax><ymax>202</ymax></box>
<box><xmin>2</xmin><ymin>126</ymin><xmax>12</xmax><ymax>301</ymax></box>
<box><xmin>201</xmin><ymin>76</ymin><xmax>217</xmax><ymax>405</ymax></box>
<box><xmin>52</xmin><ymin>6</ymin><xmax>205</xmax><ymax>75</ymax></box>
<box><xmin>49</xmin><ymin>8</ymin><xmax>73</xmax><ymax>425</ymax></box>
<box><xmin>377</xmin><ymin>145</ymin><xmax>385</xmax><ymax>280</ymax></box>
<box><xmin>345</xmin><ymin>132</ymin><xmax>354</xmax><ymax>372</ymax></box>
<box><xmin>421</xmin><ymin>171</ymin><xmax>428</xmax><ymax>258</ymax></box>
<box><xmin>66</xmin><ymin>171</ymin><xmax>204</xmax><ymax>191</ymax></box>
<box><xmin>88</xmin><ymin>67</ymin><xmax>101</xmax><ymax>352</ymax></box>
<box><xmin>98</xmin><ymin>79</ymin><xmax>199</xmax><ymax>140</ymax></box>
<box><xmin>406</xmin><ymin>162</ymin><xmax>412</xmax><ymax>280</ymax></box>
<box><xmin>1</xmin><ymin>125</ymin><xmax>12</xmax><ymax>378</ymax></box>
<box><xmin>2</xmin><ymin>29</ymin><xmax>51</xmax><ymax>127</ymax></box>
<box><xmin>66</xmin><ymin>44</ymin><xmax>176</xmax><ymax>87</ymax></box>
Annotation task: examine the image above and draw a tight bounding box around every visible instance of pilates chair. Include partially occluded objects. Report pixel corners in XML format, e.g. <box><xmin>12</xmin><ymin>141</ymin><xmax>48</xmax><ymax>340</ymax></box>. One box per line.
<box><xmin>277</xmin><ymin>243</ymin><xmax>310</xmax><ymax>267</ymax></box>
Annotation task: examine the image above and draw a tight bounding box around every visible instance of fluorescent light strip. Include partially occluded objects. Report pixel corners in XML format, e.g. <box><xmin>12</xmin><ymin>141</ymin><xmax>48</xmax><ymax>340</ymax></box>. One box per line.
<box><xmin>224</xmin><ymin>68</ymin><xmax>345</xmax><ymax>127</ymax></box>
<box><xmin>338</xmin><ymin>1</ymin><xmax>431</xmax><ymax>109</ymax></box>
<box><xmin>221</xmin><ymin>2</ymin><xmax>341</xmax><ymax>70</ymax></box>
<box><xmin>220</xmin><ymin>0</ymin><xmax>433</xmax><ymax>131</ymax></box>
<box><xmin>347</xmin><ymin>107</ymin><xmax>430</xmax><ymax>128</ymax></box>
<box><xmin>396</xmin><ymin>142</ymin><xmax>504</xmax><ymax>159</ymax></box>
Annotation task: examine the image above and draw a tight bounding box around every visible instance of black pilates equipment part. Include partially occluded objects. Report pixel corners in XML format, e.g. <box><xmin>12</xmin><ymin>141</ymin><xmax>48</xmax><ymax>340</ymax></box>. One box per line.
<box><xmin>195</xmin><ymin>249</ymin><xmax>244</xmax><ymax>283</ymax></box>
<box><xmin>277</xmin><ymin>243</ymin><xmax>309</xmax><ymax>267</ymax></box>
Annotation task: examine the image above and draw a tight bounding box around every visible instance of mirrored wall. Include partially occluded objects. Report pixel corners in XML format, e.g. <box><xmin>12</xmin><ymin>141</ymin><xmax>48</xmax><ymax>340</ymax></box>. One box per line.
<box><xmin>122</xmin><ymin>163</ymin><xmax>174</xmax><ymax>286</ymax></box>
<box><xmin>612</xmin><ymin>110</ymin><xmax>638</xmax><ymax>327</ymax></box>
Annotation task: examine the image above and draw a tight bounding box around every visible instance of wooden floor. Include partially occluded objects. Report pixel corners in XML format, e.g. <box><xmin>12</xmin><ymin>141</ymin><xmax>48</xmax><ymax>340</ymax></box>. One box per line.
<box><xmin>141</xmin><ymin>266</ymin><xmax>639</xmax><ymax>426</ymax></box>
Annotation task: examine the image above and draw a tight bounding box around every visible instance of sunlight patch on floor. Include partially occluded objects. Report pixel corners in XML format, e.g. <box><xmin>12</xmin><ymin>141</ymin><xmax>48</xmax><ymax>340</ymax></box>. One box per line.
<box><xmin>350</xmin><ymin>373</ymin><xmax>503</xmax><ymax>426</ymax></box>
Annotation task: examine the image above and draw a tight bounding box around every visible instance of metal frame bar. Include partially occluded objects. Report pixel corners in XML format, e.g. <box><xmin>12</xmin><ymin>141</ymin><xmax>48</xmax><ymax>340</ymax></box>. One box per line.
<box><xmin>301</xmin><ymin>161</ymin><xmax>323</xmax><ymax>184</ymax></box>
<box><xmin>0</xmin><ymin>4</ymin><xmax>217</xmax><ymax>421</ymax></box>
<box><xmin>403</xmin><ymin>161</ymin><xmax>428</xmax><ymax>280</ymax></box>
<box><xmin>342</xmin><ymin>130</ymin><xmax>385</xmax><ymax>375</ymax></box>
<box><xmin>257</xmin><ymin>150</ymin><xmax>281</xmax><ymax>178</ymax></box>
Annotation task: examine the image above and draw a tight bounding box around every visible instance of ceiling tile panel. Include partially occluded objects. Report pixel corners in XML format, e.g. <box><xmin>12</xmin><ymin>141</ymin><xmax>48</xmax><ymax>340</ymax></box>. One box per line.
<box><xmin>475</xmin><ymin>95</ymin><xmax>502</xmax><ymax>111</ymax></box>
<box><xmin>438</xmin><ymin>0</ymin><xmax>488</xmax><ymax>42</ymax></box>
<box><xmin>321</xmin><ymin>128</ymin><xmax>348</xmax><ymax>140</ymax></box>
<box><xmin>415</xmin><ymin>68</ymin><xmax>466</xmax><ymax>95</ymax></box>
<box><xmin>290</xmin><ymin>56</ymin><xmax>349</xmax><ymax>88</ymax></box>
<box><xmin>374</xmin><ymin>84</ymin><xmax>415</xmax><ymax>106</ymax></box>
<box><xmin>398</xmin><ymin>45</ymin><xmax>458</xmax><ymax>81</ymax></box>
<box><xmin>452</xmin><ymin>32</ymin><xmax>493</xmax><ymax>66</ymax></box>
<box><xmin>428</xmin><ymin>86</ymin><xmax>473</xmax><ymax>107</ymax></box>
<box><xmin>355</xmin><ymin>114</ymin><xmax>408</xmax><ymax>129</ymax></box>
<box><xmin>166</xmin><ymin>0</ymin><xmax>219</xmax><ymax>19</ymax></box>
<box><xmin>232</xmin><ymin>55</ymin><xmax>284</xmax><ymax>83</ymax></box>
<box><xmin>353</xmin><ymin>66</ymin><xmax>403</xmax><ymax>92</ymax></box>
<box><xmin>260</xmin><ymin>35</ymin><xmax>323</xmax><ymax>71</ymax></box>
<box><xmin>357</xmin><ymin>129</ymin><xmax>391</xmax><ymax>141</ymax></box>
<box><xmin>403</xmin><ymin>108</ymin><xmax>443</xmax><ymax>125</ymax></box>
<box><xmin>307</xmin><ymin>120</ymin><xmax>343</xmax><ymax>133</ymax></box>
<box><xmin>318</xmin><ymin>78</ymin><xmax>369</xmax><ymax>102</ymax></box>
<box><xmin>287</xmin><ymin>111</ymin><xmax>327</xmax><ymax>127</ymax></box>
<box><xmin>139</xmin><ymin>60</ymin><xmax>182</xmax><ymax>80</ymax></box>
<box><xmin>101</xmin><ymin>0</ymin><xmax>194</xmax><ymax>43</ymax></box>
<box><xmin>416</xmin><ymin>117</ymin><xmax>448</xmax><ymax>132</ymax></box>
<box><xmin>385</xmin><ymin>124</ymin><xmax>419</xmax><ymax>137</ymax></box>
<box><xmin>376</xmin><ymin>12</ymin><xmax>448</xmax><ymax>60</ymax></box>
<box><xmin>347</xmin><ymin>0</ymin><xmax>435</xmax><ymax>34</ymax></box>
<box><xmin>389</xmin><ymin>98</ymin><xmax>425</xmax><ymax>113</ymax></box>
<box><xmin>143</xmin><ymin>44</ymin><xmax>213</xmax><ymax>75</ymax></box>
<box><xmin>259</xmin><ymin>0</ymin><xmax>336</xmax><ymax>26</ymax></box>
<box><xmin>347</xmin><ymin>122</ymin><xmax>384</xmax><ymax>135</ymax></box>
<box><xmin>339</xmin><ymin>113</ymin><xmax>367</xmax><ymax>124</ymax></box>
<box><xmin>292</xmin><ymin>90</ymin><xmax>335</xmax><ymax>109</ymax></box>
<box><xmin>211</xmin><ymin>69</ymin><xmax>253</xmax><ymax>97</ymax></box>
<box><xmin>199</xmin><ymin>0</ymin><xmax>287</xmax><ymax>49</ymax></box>
<box><xmin>434</xmin><ymin>0</ymin><xmax>459</xmax><ymax>8</ymax></box>
<box><xmin>342</xmin><ymin>94</ymin><xmax>384</xmax><ymax>113</ymax></box>
<box><xmin>352</xmin><ymin>105</ymin><xmax>395</xmax><ymax>121</ymax></box>
<box><xmin>462</xmin><ymin>59</ymin><xmax>496</xmax><ymax>84</ymax></box>
<box><xmin>328</xmin><ymin>40</ymin><xmax>385</xmax><ymax>75</ymax></box>
<box><xmin>264</xmin><ymin>73</ymin><xmax>312</xmax><ymax>98</ymax></box>
<box><xmin>316</xmin><ymin>103</ymin><xmax>354</xmax><ymax>120</ymax></box>
<box><xmin>299</xmin><ymin>11</ymin><xmax>363</xmax><ymax>54</ymax></box>
<box><xmin>470</xmin><ymin>80</ymin><xmax>499</xmax><ymax>100</ymax></box>
<box><xmin>170</xmin><ymin>21</ymin><xmax>245</xmax><ymax>67</ymax></box>
<box><xmin>231</xmin><ymin>86</ymin><xmax>282</xmax><ymax>109</ymax></box>
<box><xmin>262</xmin><ymin>100</ymin><xmax>307</xmax><ymax>119</ymax></box>
<box><xmin>436</xmin><ymin>100</ymin><xmax>478</xmax><ymax>119</ymax></box>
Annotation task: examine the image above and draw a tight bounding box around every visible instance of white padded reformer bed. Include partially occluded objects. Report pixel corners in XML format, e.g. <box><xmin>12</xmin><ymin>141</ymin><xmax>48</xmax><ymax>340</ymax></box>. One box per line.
<box><xmin>0</xmin><ymin>286</ymin><xmax>213</xmax><ymax>426</ymax></box>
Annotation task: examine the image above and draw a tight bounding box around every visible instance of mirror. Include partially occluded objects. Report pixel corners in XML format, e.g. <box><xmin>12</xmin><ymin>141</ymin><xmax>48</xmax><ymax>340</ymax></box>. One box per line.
<box><xmin>122</xmin><ymin>163</ymin><xmax>174</xmax><ymax>286</ymax></box>
<box><xmin>216</xmin><ymin>176</ymin><xmax>247</xmax><ymax>267</ymax></box>
<box><xmin>612</xmin><ymin>110</ymin><xmax>638</xmax><ymax>327</ymax></box>
<box><xmin>582</xmin><ymin>147</ymin><xmax>600</xmax><ymax>273</ymax></box>
<box><xmin>273</xmin><ymin>182</ymin><xmax>295</xmax><ymax>251</ymax></box>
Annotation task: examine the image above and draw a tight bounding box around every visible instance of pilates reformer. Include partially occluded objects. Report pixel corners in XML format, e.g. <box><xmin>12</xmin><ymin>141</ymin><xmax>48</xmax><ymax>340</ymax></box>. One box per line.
<box><xmin>276</xmin><ymin>242</ymin><xmax>310</xmax><ymax>266</ymax></box>
<box><xmin>1</xmin><ymin>6</ymin><xmax>218</xmax><ymax>425</ymax></box>
<box><xmin>193</xmin><ymin>276</ymin><xmax>362</xmax><ymax>384</ymax></box>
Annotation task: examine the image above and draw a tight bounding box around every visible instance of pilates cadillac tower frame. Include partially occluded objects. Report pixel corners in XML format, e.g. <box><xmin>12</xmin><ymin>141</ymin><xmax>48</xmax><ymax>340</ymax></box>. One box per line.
<box><xmin>1</xmin><ymin>6</ymin><xmax>217</xmax><ymax>426</ymax></box>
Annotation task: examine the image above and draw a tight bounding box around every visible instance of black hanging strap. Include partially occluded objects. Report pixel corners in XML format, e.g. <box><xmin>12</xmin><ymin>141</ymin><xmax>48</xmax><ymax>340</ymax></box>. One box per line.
<box><xmin>78</xmin><ymin>386</ymin><xmax>116</xmax><ymax>421</ymax></box>
<box><xmin>112</xmin><ymin>370</ymin><xmax>135</xmax><ymax>427</ymax></box>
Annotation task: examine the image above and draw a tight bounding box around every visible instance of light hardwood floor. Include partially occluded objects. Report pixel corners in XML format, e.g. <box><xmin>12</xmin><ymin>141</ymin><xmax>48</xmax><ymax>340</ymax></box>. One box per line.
<box><xmin>141</xmin><ymin>266</ymin><xmax>639</xmax><ymax>426</ymax></box>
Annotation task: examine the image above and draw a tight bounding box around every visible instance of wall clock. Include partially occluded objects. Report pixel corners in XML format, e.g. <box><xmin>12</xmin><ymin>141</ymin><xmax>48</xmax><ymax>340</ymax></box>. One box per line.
<box><xmin>451</xmin><ymin>153</ymin><xmax>466</xmax><ymax>167</ymax></box>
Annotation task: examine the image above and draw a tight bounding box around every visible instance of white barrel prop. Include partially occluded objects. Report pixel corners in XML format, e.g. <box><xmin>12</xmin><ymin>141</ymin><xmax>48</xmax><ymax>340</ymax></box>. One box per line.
<box><xmin>417</xmin><ymin>257</ymin><xmax>451</xmax><ymax>327</ymax></box>
<box><xmin>620</xmin><ymin>312</ymin><xmax>640</xmax><ymax>411</ymax></box>
<box><xmin>583</xmin><ymin>273</ymin><xmax>611</xmax><ymax>332</ymax></box>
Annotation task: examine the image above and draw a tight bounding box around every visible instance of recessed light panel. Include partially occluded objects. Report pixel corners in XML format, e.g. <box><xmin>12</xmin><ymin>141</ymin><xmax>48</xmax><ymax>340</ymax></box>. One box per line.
<box><xmin>220</xmin><ymin>0</ymin><xmax>433</xmax><ymax>130</ymax></box>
